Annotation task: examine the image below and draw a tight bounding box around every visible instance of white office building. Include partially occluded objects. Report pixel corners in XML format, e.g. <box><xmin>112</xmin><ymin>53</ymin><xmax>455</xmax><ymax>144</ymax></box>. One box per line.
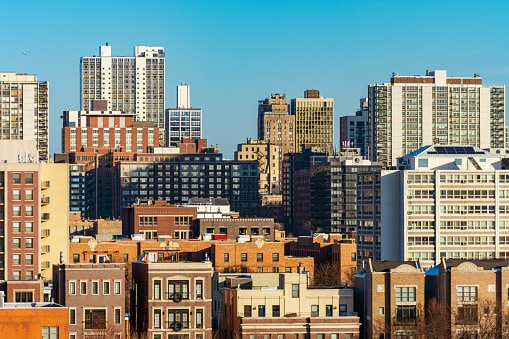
<box><xmin>165</xmin><ymin>83</ymin><xmax>202</xmax><ymax>147</ymax></box>
<box><xmin>382</xmin><ymin>145</ymin><xmax>509</xmax><ymax>268</ymax></box>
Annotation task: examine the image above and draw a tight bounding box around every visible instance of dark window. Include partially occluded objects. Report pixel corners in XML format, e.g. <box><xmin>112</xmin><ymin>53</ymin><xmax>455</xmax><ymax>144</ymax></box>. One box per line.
<box><xmin>292</xmin><ymin>284</ymin><xmax>299</xmax><ymax>298</ymax></box>
<box><xmin>72</xmin><ymin>254</ymin><xmax>80</xmax><ymax>263</ymax></box>
<box><xmin>257</xmin><ymin>253</ymin><xmax>263</xmax><ymax>262</ymax></box>
<box><xmin>457</xmin><ymin>304</ymin><xmax>478</xmax><ymax>324</ymax></box>
<box><xmin>85</xmin><ymin>309</ymin><xmax>106</xmax><ymax>329</ymax></box>
<box><xmin>167</xmin><ymin>309</ymin><xmax>189</xmax><ymax>329</ymax></box>
<box><xmin>326</xmin><ymin>304</ymin><xmax>333</xmax><ymax>317</ymax></box>
<box><xmin>196</xmin><ymin>280</ymin><xmax>203</xmax><ymax>299</ymax></box>
<box><xmin>223</xmin><ymin>253</ymin><xmax>229</xmax><ymax>262</ymax></box>
<box><xmin>340</xmin><ymin>304</ymin><xmax>348</xmax><ymax>316</ymax></box>
<box><xmin>241</xmin><ymin>253</ymin><xmax>247</xmax><ymax>262</ymax></box>
<box><xmin>258</xmin><ymin>305</ymin><xmax>266</xmax><ymax>317</ymax></box>
<box><xmin>272</xmin><ymin>253</ymin><xmax>279</xmax><ymax>262</ymax></box>
<box><xmin>272</xmin><ymin>305</ymin><xmax>280</xmax><ymax>317</ymax></box>
<box><xmin>395</xmin><ymin>305</ymin><xmax>416</xmax><ymax>324</ymax></box>
<box><xmin>15</xmin><ymin>291</ymin><xmax>33</xmax><ymax>302</ymax></box>
<box><xmin>244</xmin><ymin>305</ymin><xmax>252</xmax><ymax>317</ymax></box>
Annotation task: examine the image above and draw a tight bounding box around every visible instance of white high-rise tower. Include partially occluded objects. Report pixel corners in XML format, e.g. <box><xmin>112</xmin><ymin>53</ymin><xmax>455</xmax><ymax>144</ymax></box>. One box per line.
<box><xmin>165</xmin><ymin>83</ymin><xmax>202</xmax><ymax>147</ymax></box>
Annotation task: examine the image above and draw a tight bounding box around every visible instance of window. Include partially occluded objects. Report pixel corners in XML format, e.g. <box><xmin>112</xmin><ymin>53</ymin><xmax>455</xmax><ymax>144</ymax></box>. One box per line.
<box><xmin>13</xmin><ymin>238</ymin><xmax>20</xmax><ymax>249</ymax></box>
<box><xmin>258</xmin><ymin>305</ymin><xmax>266</xmax><ymax>317</ymax></box>
<box><xmin>12</xmin><ymin>173</ymin><xmax>20</xmax><ymax>184</ymax></box>
<box><xmin>244</xmin><ymin>305</ymin><xmax>252</xmax><ymax>317</ymax></box>
<box><xmin>457</xmin><ymin>286</ymin><xmax>478</xmax><ymax>302</ymax></box>
<box><xmin>25</xmin><ymin>189</ymin><xmax>33</xmax><ymax>200</ymax></box>
<box><xmin>114</xmin><ymin>308</ymin><xmax>121</xmax><ymax>324</ymax></box>
<box><xmin>25</xmin><ymin>238</ymin><xmax>33</xmax><ymax>249</ymax></box>
<box><xmin>25</xmin><ymin>205</ymin><xmax>33</xmax><ymax>216</ymax></box>
<box><xmin>340</xmin><ymin>304</ymin><xmax>348</xmax><ymax>316</ymax></box>
<box><xmin>379</xmin><ymin>307</ymin><xmax>385</xmax><ymax>315</ymax></box>
<box><xmin>395</xmin><ymin>305</ymin><xmax>416</xmax><ymax>323</ymax></box>
<box><xmin>42</xmin><ymin>326</ymin><xmax>58</xmax><ymax>339</ymax></box>
<box><xmin>25</xmin><ymin>173</ymin><xmax>33</xmax><ymax>184</ymax></box>
<box><xmin>272</xmin><ymin>305</ymin><xmax>280</xmax><ymax>317</ymax></box>
<box><xmin>396</xmin><ymin>286</ymin><xmax>416</xmax><ymax>302</ymax></box>
<box><xmin>457</xmin><ymin>304</ymin><xmax>478</xmax><ymax>324</ymax></box>
<box><xmin>25</xmin><ymin>254</ymin><xmax>33</xmax><ymax>265</ymax></box>
<box><xmin>168</xmin><ymin>280</ymin><xmax>189</xmax><ymax>300</ymax></box>
<box><xmin>72</xmin><ymin>254</ymin><xmax>80</xmax><ymax>263</ymax></box>
<box><xmin>196</xmin><ymin>280</ymin><xmax>203</xmax><ymax>299</ymax></box>
<box><xmin>69</xmin><ymin>281</ymin><xmax>76</xmax><ymax>295</ymax></box>
<box><xmin>12</xmin><ymin>271</ymin><xmax>20</xmax><ymax>280</ymax></box>
<box><xmin>114</xmin><ymin>281</ymin><xmax>121</xmax><ymax>295</ymax></box>
<box><xmin>311</xmin><ymin>305</ymin><xmax>319</xmax><ymax>317</ymax></box>
<box><xmin>85</xmin><ymin>309</ymin><xmax>106</xmax><ymax>329</ymax></box>
<box><xmin>285</xmin><ymin>267</ymin><xmax>291</xmax><ymax>273</ymax></box>
<box><xmin>154</xmin><ymin>280</ymin><xmax>161</xmax><ymax>300</ymax></box>
<box><xmin>272</xmin><ymin>253</ymin><xmax>279</xmax><ymax>262</ymax></box>
<box><xmin>69</xmin><ymin>308</ymin><xmax>76</xmax><ymax>325</ymax></box>
<box><xmin>168</xmin><ymin>309</ymin><xmax>189</xmax><ymax>329</ymax></box>
<box><xmin>12</xmin><ymin>189</ymin><xmax>20</xmax><ymax>200</ymax></box>
<box><xmin>241</xmin><ymin>253</ymin><xmax>247</xmax><ymax>262</ymax></box>
<box><xmin>15</xmin><ymin>291</ymin><xmax>33</xmax><ymax>302</ymax></box>
<box><xmin>92</xmin><ymin>281</ymin><xmax>99</xmax><ymax>295</ymax></box>
<box><xmin>196</xmin><ymin>309</ymin><xmax>203</xmax><ymax>328</ymax></box>
<box><xmin>13</xmin><ymin>206</ymin><xmax>21</xmax><ymax>216</ymax></box>
<box><xmin>418</xmin><ymin>158</ymin><xmax>428</xmax><ymax>168</ymax></box>
<box><xmin>12</xmin><ymin>254</ymin><xmax>20</xmax><ymax>265</ymax></box>
<box><xmin>154</xmin><ymin>309</ymin><xmax>161</xmax><ymax>329</ymax></box>
<box><xmin>292</xmin><ymin>284</ymin><xmax>299</xmax><ymax>298</ymax></box>
<box><xmin>25</xmin><ymin>222</ymin><xmax>33</xmax><ymax>232</ymax></box>
<box><xmin>12</xmin><ymin>222</ymin><xmax>20</xmax><ymax>233</ymax></box>
<box><xmin>123</xmin><ymin>253</ymin><xmax>129</xmax><ymax>262</ymax></box>
<box><xmin>103</xmin><ymin>281</ymin><xmax>110</xmax><ymax>295</ymax></box>
<box><xmin>351</xmin><ymin>252</ymin><xmax>356</xmax><ymax>261</ymax></box>
<box><xmin>80</xmin><ymin>281</ymin><xmax>87</xmax><ymax>295</ymax></box>
<box><xmin>326</xmin><ymin>304</ymin><xmax>333</xmax><ymax>317</ymax></box>
<box><xmin>223</xmin><ymin>253</ymin><xmax>229</xmax><ymax>262</ymax></box>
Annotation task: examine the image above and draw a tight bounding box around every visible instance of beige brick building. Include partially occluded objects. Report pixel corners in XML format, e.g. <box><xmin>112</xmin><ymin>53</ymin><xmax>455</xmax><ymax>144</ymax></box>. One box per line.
<box><xmin>354</xmin><ymin>259</ymin><xmax>425</xmax><ymax>339</ymax></box>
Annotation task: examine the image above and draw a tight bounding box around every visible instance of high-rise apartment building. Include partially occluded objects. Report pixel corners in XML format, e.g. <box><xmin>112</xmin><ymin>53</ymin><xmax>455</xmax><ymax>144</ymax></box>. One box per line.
<box><xmin>340</xmin><ymin>98</ymin><xmax>369</xmax><ymax>157</ymax></box>
<box><xmin>368</xmin><ymin>70</ymin><xmax>506</xmax><ymax>168</ymax></box>
<box><xmin>382</xmin><ymin>145</ymin><xmax>509</xmax><ymax>268</ymax></box>
<box><xmin>0</xmin><ymin>73</ymin><xmax>49</xmax><ymax>161</ymax></box>
<box><xmin>257</xmin><ymin>93</ymin><xmax>295</xmax><ymax>157</ymax></box>
<box><xmin>291</xmin><ymin>89</ymin><xmax>334</xmax><ymax>155</ymax></box>
<box><xmin>165</xmin><ymin>83</ymin><xmax>202</xmax><ymax>147</ymax></box>
<box><xmin>80</xmin><ymin>44</ymin><xmax>165</xmax><ymax>141</ymax></box>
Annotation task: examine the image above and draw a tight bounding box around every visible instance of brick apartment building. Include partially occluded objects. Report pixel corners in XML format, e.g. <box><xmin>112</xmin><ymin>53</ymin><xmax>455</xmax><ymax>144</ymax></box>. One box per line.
<box><xmin>53</xmin><ymin>263</ymin><xmax>126</xmax><ymax>339</ymax></box>
<box><xmin>122</xmin><ymin>200</ymin><xmax>198</xmax><ymax>240</ymax></box>
<box><xmin>354</xmin><ymin>259</ymin><xmax>425</xmax><ymax>339</ymax></box>
<box><xmin>131</xmin><ymin>251</ymin><xmax>213</xmax><ymax>338</ymax></box>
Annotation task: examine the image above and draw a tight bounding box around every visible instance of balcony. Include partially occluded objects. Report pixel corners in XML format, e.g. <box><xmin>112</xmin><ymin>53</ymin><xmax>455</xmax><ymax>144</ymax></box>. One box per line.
<box><xmin>41</xmin><ymin>229</ymin><xmax>50</xmax><ymax>237</ymax></box>
<box><xmin>41</xmin><ymin>213</ymin><xmax>50</xmax><ymax>222</ymax></box>
<box><xmin>41</xmin><ymin>261</ymin><xmax>51</xmax><ymax>269</ymax></box>
<box><xmin>41</xmin><ymin>245</ymin><xmax>50</xmax><ymax>253</ymax></box>
<box><xmin>41</xmin><ymin>196</ymin><xmax>50</xmax><ymax>205</ymax></box>
<box><xmin>41</xmin><ymin>181</ymin><xmax>50</xmax><ymax>190</ymax></box>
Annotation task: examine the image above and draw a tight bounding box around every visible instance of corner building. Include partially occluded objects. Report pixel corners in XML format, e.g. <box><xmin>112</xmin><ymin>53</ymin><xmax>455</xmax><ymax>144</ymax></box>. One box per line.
<box><xmin>368</xmin><ymin>70</ymin><xmax>506</xmax><ymax>168</ymax></box>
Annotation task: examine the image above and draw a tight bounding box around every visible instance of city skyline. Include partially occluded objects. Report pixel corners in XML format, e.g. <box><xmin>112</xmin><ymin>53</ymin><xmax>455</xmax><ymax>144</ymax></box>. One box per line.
<box><xmin>1</xmin><ymin>0</ymin><xmax>508</xmax><ymax>158</ymax></box>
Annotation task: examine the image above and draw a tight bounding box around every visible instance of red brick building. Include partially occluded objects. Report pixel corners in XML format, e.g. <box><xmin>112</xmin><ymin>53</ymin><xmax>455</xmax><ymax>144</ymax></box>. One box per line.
<box><xmin>122</xmin><ymin>200</ymin><xmax>198</xmax><ymax>240</ymax></box>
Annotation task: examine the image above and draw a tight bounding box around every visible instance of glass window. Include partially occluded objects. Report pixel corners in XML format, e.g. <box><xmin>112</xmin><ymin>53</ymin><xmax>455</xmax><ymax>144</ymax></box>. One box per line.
<box><xmin>311</xmin><ymin>305</ymin><xmax>319</xmax><ymax>317</ymax></box>
<box><xmin>396</xmin><ymin>286</ymin><xmax>416</xmax><ymax>302</ymax></box>
<box><xmin>25</xmin><ymin>238</ymin><xmax>33</xmax><ymax>248</ymax></box>
<box><xmin>418</xmin><ymin>159</ymin><xmax>428</xmax><ymax>168</ymax></box>
<box><xmin>25</xmin><ymin>189</ymin><xmax>33</xmax><ymax>200</ymax></box>
<box><xmin>196</xmin><ymin>280</ymin><xmax>203</xmax><ymax>299</ymax></box>
<box><xmin>12</xmin><ymin>254</ymin><xmax>20</xmax><ymax>265</ymax></box>
<box><xmin>25</xmin><ymin>173</ymin><xmax>33</xmax><ymax>184</ymax></box>
<box><xmin>12</xmin><ymin>173</ymin><xmax>21</xmax><ymax>184</ymax></box>
<box><xmin>272</xmin><ymin>305</ymin><xmax>280</xmax><ymax>317</ymax></box>
<box><xmin>84</xmin><ymin>309</ymin><xmax>106</xmax><ymax>329</ymax></box>
<box><xmin>114</xmin><ymin>308</ymin><xmax>121</xmax><ymax>324</ymax></box>
<box><xmin>223</xmin><ymin>253</ymin><xmax>229</xmax><ymax>262</ymax></box>
<box><xmin>25</xmin><ymin>206</ymin><xmax>33</xmax><ymax>216</ymax></box>
<box><xmin>258</xmin><ymin>305</ymin><xmax>266</xmax><ymax>317</ymax></box>
<box><xmin>257</xmin><ymin>253</ymin><xmax>263</xmax><ymax>262</ymax></box>
<box><xmin>154</xmin><ymin>280</ymin><xmax>161</xmax><ymax>300</ymax></box>
<box><xmin>81</xmin><ymin>281</ymin><xmax>87</xmax><ymax>295</ymax></box>
<box><xmin>292</xmin><ymin>284</ymin><xmax>299</xmax><ymax>298</ymax></box>
<box><xmin>69</xmin><ymin>308</ymin><xmax>76</xmax><ymax>325</ymax></box>
<box><xmin>92</xmin><ymin>281</ymin><xmax>99</xmax><ymax>295</ymax></box>
<box><xmin>154</xmin><ymin>309</ymin><xmax>161</xmax><ymax>329</ymax></box>
<box><xmin>326</xmin><ymin>304</ymin><xmax>333</xmax><ymax>317</ymax></box>
<box><xmin>272</xmin><ymin>253</ymin><xmax>279</xmax><ymax>262</ymax></box>
<box><xmin>12</xmin><ymin>222</ymin><xmax>20</xmax><ymax>233</ymax></box>
<box><xmin>41</xmin><ymin>326</ymin><xmax>58</xmax><ymax>339</ymax></box>
<box><xmin>103</xmin><ymin>281</ymin><xmax>110</xmax><ymax>295</ymax></box>
<box><xmin>13</xmin><ymin>206</ymin><xmax>21</xmax><ymax>216</ymax></box>
<box><xmin>69</xmin><ymin>281</ymin><xmax>76</xmax><ymax>295</ymax></box>
<box><xmin>168</xmin><ymin>280</ymin><xmax>189</xmax><ymax>300</ymax></box>
<box><xmin>13</xmin><ymin>238</ymin><xmax>20</xmax><ymax>249</ymax></box>
<box><xmin>12</xmin><ymin>189</ymin><xmax>20</xmax><ymax>200</ymax></box>
<box><xmin>340</xmin><ymin>304</ymin><xmax>348</xmax><ymax>316</ymax></box>
<box><xmin>25</xmin><ymin>254</ymin><xmax>33</xmax><ymax>265</ymax></box>
<box><xmin>73</xmin><ymin>254</ymin><xmax>80</xmax><ymax>263</ymax></box>
<box><xmin>457</xmin><ymin>286</ymin><xmax>478</xmax><ymax>302</ymax></box>
<box><xmin>241</xmin><ymin>253</ymin><xmax>247</xmax><ymax>262</ymax></box>
<box><xmin>25</xmin><ymin>222</ymin><xmax>33</xmax><ymax>232</ymax></box>
<box><xmin>244</xmin><ymin>305</ymin><xmax>252</xmax><ymax>317</ymax></box>
<box><xmin>196</xmin><ymin>309</ymin><xmax>203</xmax><ymax>328</ymax></box>
<box><xmin>114</xmin><ymin>281</ymin><xmax>121</xmax><ymax>295</ymax></box>
<box><xmin>168</xmin><ymin>309</ymin><xmax>189</xmax><ymax>329</ymax></box>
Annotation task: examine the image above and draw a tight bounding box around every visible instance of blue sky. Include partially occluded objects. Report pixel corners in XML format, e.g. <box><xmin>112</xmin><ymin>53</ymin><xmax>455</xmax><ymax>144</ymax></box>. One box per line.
<box><xmin>1</xmin><ymin>0</ymin><xmax>508</xmax><ymax>158</ymax></box>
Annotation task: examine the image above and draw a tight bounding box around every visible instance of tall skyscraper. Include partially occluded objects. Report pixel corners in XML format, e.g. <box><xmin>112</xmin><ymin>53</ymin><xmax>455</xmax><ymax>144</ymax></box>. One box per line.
<box><xmin>291</xmin><ymin>89</ymin><xmax>334</xmax><ymax>155</ymax></box>
<box><xmin>80</xmin><ymin>44</ymin><xmax>165</xmax><ymax>141</ymax></box>
<box><xmin>257</xmin><ymin>93</ymin><xmax>295</xmax><ymax>160</ymax></box>
<box><xmin>368</xmin><ymin>70</ymin><xmax>507</xmax><ymax>168</ymax></box>
<box><xmin>0</xmin><ymin>72</ymin><xmax>49</xmax><ymax>161</ymax></box>
<box><xmin>165</xmin><ymin>83</ymin><xmax>202</xmax><ymax>147</ymax></box>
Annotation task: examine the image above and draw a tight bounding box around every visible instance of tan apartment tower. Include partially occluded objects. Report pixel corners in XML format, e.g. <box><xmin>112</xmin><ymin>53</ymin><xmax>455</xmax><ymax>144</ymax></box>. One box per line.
<box><xmin>291</xmin><ymin>89</ymin><xmax>334</xmax><ymax>155</ymax></box>
<box><xmin>0</xmin><ymin>73</ymin><xmax>49</xmax><ymax>161</ymax></box>
<box><xmin>368</xmin><ymin>70</ymin><xmax>506</xmax><ymax>168</ymax></box>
